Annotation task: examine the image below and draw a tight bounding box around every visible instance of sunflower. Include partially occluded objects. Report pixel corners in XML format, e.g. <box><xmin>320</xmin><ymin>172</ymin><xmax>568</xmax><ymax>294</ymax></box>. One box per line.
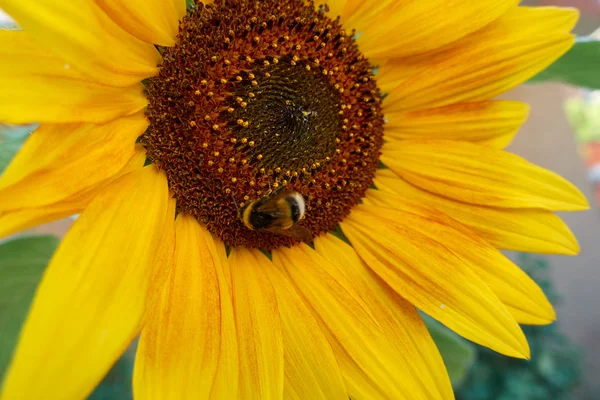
<box><xmin>0</xmin><ymin>0</ymin><xmax>587</xmax><ymax>399</ymax></box>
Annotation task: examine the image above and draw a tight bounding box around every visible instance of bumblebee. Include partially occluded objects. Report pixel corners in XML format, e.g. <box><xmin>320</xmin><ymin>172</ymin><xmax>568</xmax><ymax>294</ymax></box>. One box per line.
<box><xmin>242</xmin><ymin>188</ymin><xmax>310</xmax><ymax>240</ymax></box>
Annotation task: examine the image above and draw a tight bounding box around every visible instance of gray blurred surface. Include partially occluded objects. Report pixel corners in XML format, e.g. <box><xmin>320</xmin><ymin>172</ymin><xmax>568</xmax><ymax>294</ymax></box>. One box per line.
<box><xmin>505</xmin><ymin>83</ymin><xmax>600</xmax><ymax>398</ymax></box>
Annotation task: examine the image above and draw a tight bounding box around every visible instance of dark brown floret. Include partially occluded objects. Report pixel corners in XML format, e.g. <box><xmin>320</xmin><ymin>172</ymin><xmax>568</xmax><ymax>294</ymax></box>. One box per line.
<box><xmin>141</xmin><ymin>0</ymin><xmax>384</xmax><ymax>249</ymax></box>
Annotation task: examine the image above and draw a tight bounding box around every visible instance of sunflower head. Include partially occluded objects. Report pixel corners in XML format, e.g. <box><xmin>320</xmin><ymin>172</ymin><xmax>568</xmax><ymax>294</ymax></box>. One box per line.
<box><xmin>142</xmin><ymin>0</ymin><xmax>383</xmax><ymax>248</ymax></box>
<box><xmin>0</xmin><ymin>1</ymin><xmax>590</xmax><ymax>400</ymax></box>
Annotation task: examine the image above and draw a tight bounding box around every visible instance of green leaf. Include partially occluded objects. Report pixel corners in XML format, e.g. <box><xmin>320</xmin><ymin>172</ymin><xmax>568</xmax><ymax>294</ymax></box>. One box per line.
<box><xmin>0</xmin><ymin>125</ymin><xmax>36</xmax><ymax>175</ymax></box>
<box><xmin>423</xmin><ymin>315</ymin><xmax>477</xmax><ymax>388</ymax></box>
<box><xmin>0</xmin><ymin>235</ymin><xmax>59</xmax><ymax>380</ymax></box>
<box><xmin>529</xmin><ymin>37</ymin><xmax>600</xmax><ymax>89</ymax></box>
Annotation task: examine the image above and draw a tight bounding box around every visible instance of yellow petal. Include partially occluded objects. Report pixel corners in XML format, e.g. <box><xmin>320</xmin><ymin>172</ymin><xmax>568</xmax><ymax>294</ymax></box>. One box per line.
<box><xmin>133</xmin><ymin>214</ymin><xmax>238</xmax><ymax>400</ymax></box>
<box><xmin>0</xmin><ymin>146</ymin><xmax>147</xmax><ymax>240</ymax></box>
<box><xmin>0</xmin><ymin>114</ymin><xmax>146</xmax><ymax>211</ymax></box>
<box><xmin>1</xmin><ymin>165</ymin><xmax>172</xmax><ymax>400</ymax></box>
<box><xmin>273</xmin><ymin>244</ymin><xmax>447</xmax><ymax>400</ymax></box>
<box><xmin>382</xmin><ymin>140</ymin><xmax>588</xmax><ymax>211</ymax></box>
<box><xmin>95</xmin><ymin>0</ymin><xmax>185</xmax><ymax>46</ymax></box>
<box><xmin>313</xmin><ymin>234</ymin><xmax>454</xmax><ymax>400</ymax></box>
<box><xmin>262</xmin><ymin>263</ymin><xmax>348</xmax><ymax>400</ymax></box>
<box><xmin>1</xmin><ymin>0</ymin><xmax>161</xmax><ymax>87</ymax></box>
<box><xmin>357</xmin><ymin>0</ymin><xmax>518</xmax><ymax>60</ymax></box>
<box><xmin>340</xmin><ymin>206</ymin><xmax>529</xmax><ymax>358</ymax></box>
<box><xmin>342</xmin><ymin>0</ymin><xmax>395</xmax><ymax>32</ymax></box>
<box><xmin>0</xmin><ymin>31</ymin><xmax>148</xmax><ymax>124</ymax></box>
<box><xmin>374</xmin><ymin>169</ymin><xmax>579</xmax><ymax>255</ymax></box>
<box><xmin>364</xmin><ymin>190</ymin><xmax>556</xmax><ymax>325</ymax></box>
<box><xmin>322</xmin><ymin>0</ymin><xmax>346</xmax><ymax>19</ymax></box>
<box><xmin>385</xmin><ymin>101</ymin><xmax>529</xmax><ymax>148</ymax></box>
<box><xmin>229</xmin><ymin>248</ymin><xmax>284</xmax><ymax>400</ymax></box>
<box><xmin>384</xmin><ymin>7</ymin><xmax>578</xmax><ymax>111</ymax></box>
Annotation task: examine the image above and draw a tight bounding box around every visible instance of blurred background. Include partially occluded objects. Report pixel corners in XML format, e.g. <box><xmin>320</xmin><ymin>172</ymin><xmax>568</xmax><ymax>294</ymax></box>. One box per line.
<box><xmin>2</xmin><ymin>0</ymin><xmax>600</xmax><ymax>399</ymax></box>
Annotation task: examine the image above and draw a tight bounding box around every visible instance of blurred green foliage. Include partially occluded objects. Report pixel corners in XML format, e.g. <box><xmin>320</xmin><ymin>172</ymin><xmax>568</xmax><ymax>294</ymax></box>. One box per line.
<box><xmin>564</xmin><ymin>95</ymin><xmax>600</xmax><ymax>144</ymax></box>
<box><xmin>423</xmin><ymin>316</ymin><xmax>476</xmax><ymax>388</ymax></box>
<box><xmin>0</xmin><ymin>235</ymin><xmax>59</xmax><ymax>380</ymax></box>
<box><xmin>0</xmin><ymin>125</ymin><xmax>34</xmax><ymax>175</ymax></box>
<box><xmin>453</xmin><ymin>254</ymin><xmax>583</xmax><ymax>400</ymax></box>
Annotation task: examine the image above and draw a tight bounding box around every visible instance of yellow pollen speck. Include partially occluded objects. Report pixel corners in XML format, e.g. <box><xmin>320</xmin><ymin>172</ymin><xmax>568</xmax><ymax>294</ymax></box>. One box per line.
<box><xmin>218</xmin><ymin>167</ymin><xmax>224</xmax><ymax>173</ymax></box>
<box><xmin>214</xmin><ymin>151</ymin><xmax>220</xmax><ymax>157</ymax></box>
<box><xmin>212</xmin><ymin>124</ymin><xmax>220</xmax><ymax>131</ymax></box>
<box><xmin>201</xmin><ymin>79</ymin><xmax>207</xmax><ymax>86</ymax></box>
<box><xmin>248</xmin><ymin>141</ymin><xmax>255</xmax><ymax>146</ymax></box>
<box><xmin>236</xmin><ymin>76</ymin><xmax>243</xmax><ymax>81</ymax></box>
<box><xmin>241</xmin><ymin>102</ymin><xmax>247</xmax><ymax>108</ymax></box>
<box><xmin>207</xmin><ymin>91</ymin><xmax>214</xmax><ymax>97</ymax></box>
<box><xmin>202</xmin><ymin>142</ymin><xmax>209</xmax><ymax>148</ymax></box>
<box><xmin>207</xmin><ymin>160</ymin><xmax>214</xmax><ymax>166</ymax></box>
<box><xmin>189</xmin><ymin>121</ymin><xmax>197</xmax><ymax>127</ymax></box>
<box><xmin>241</xmin><ymin>138</ymin><xmax>248</xmax><ymax>144</ymax></box>
<box><xmin>231</xmin><ymin>177</ymin><xmax>237</xmax><ymax>183</ymax></box>
<box><xmin>227</xmin><ymin>107</ymin><xmax>235</xmax><ymax>113</ymax></box>
<box><xmin>257</xmin><ymin>154</ymin><xmax>263</xmax><ymax>160</ymax></box>
<box><xmin>225</xmin><ymin>188</ymin><xmax>231</xmax><ymax>194</ymax></box>
<box><xmin>211</xmin><ymin>56</ymin><xmax>218</xmax><ymax>62</ymax></box>
<box><xmin>194</xmin><ymin>90</ymin><xmax>201</xmax><ymax>95</ymax></box>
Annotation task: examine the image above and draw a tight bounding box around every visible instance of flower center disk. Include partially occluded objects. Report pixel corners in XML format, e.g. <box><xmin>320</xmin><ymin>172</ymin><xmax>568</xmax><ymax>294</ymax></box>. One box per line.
<box><xmin>142</xmin><ymin>0</ymin><xmax>384</xmax><ymax>249</ymax></box>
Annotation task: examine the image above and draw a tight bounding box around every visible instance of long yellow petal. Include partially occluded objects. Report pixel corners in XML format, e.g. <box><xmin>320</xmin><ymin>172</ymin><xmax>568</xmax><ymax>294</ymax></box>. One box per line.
<box><xmin>0</xmin><ymin>165</ymin><xmax>173</xmax><ymax>400</ymax></box>
<box><xmin>133</xmin><ymin>214</ymin><xmax>238</xmax><ymax>400</ymax></box>
<box><xmin>364</xmin><ymin>191</ymin><xmax>556</xmax><ymax>325</ymax></box>
<box><xmin>357</xmin><ymin>0</ymin><xmax>518</xmax><ymax>60</ymax></box>
<box><xmin>274</xmin><ymin>244</ymin><xmax>445</xmax><ymax>400</ymax></box>
<box><xmin>384</xmin><ymin>101</ymin><xmax>529</xmax><ymax>148</ymax></box>
<box><xmin>313</xmin><ymin>234</ymin><xmax>454</xmax><ymax>400</ymax></box>
<box><xmin>382</xmin><ymin>140</ymin><xmax>588</xmax><ymax>211</ymax></box>
<box><xmin>95</xmin><ymin>0</ymin><xmax>185</xmax><ymax>46</ymax></box>
<box><xmin>340</xmin><ymin>206</ymin><xmax>529</xmax><ymax>358</ymax></box>
<box><xmin>0</xmin><ymin>146</ymin><xmax>147</xmax><ymax>240</ymax></box>
<box><xmin>262</xmin><ymin>263</ymin><xmax>348</xmax><ymax>400</ymax></box>
<box><xmin>374</xmin><ymin>169</ymin><xmax>579</xmax><ymax>255</ymax></box>
<box><xmin>0</xmin><ymin>31</ymin><xmax>148</xmax><ymax>124</ymax></box>
<box><xmin>0</xmin><ymin>0</ymin><xmax>161</xmax><ymax>87</ymax></box>
<box><xmin>229</xmin><ymin>248</ymin><xmax>284</xmax><ymax>400</ymax></box>
<box><xmin>384</xmin><ymin>7</ymin><xmax>578</xmax><ymax>111</ymax></box>
<box><xmin>0</xmin><ymin>114</ymin><xmax>147</xmax><ymax>211</ymax></box>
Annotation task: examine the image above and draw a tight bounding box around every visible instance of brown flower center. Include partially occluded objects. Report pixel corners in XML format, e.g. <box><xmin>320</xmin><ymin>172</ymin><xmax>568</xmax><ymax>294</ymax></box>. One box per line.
<box><xmin>142</xmin><ymin>0</ymin><xmax>384</xmax><ymax>249</ymax></box>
